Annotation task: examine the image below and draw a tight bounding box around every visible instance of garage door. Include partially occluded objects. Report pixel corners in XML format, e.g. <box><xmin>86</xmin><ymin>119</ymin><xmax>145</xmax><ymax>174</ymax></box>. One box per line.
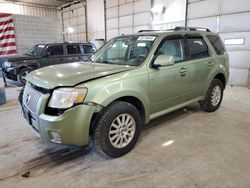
<box><xmin>105</xmin><ymin>0</ymin><xmax>151</xmax><ymax>40</ymax></box>
<box><xmin>187</xmin><ymin>0</ymin><xmax>250</xmax><ymax>88</ymax></box>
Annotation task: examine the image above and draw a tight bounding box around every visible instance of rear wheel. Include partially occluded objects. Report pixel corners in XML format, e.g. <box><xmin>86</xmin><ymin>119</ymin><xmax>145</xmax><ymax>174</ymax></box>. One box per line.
<box><xmin>17</xmin><ymin>68</ymin><xmax>31</xmax><ymax>85</ymax></box>
<box><xmin>200</xmin><ymin>78</ymin><xmax>224</xmax><ymax>112</ymax></box>
<box><xmin>93</xmin><ymin>101</ymin><xmax>141</xmax><ymax>158</ymax></box>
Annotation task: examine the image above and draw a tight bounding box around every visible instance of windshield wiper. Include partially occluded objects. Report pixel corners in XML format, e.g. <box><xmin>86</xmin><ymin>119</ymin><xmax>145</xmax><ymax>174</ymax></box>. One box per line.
<box><xmin>95</xmin><ymin>60</ymin><xmax>132</xmax><ymax>66</ymax></box>
<box><xmin>24</xmin><ymin>53</ymin><xmax>37</xmax><ymax>56</ymax></box>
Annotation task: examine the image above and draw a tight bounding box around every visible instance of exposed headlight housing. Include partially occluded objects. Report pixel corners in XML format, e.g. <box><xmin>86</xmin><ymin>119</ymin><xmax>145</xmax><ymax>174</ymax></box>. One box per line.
<box><xmin>3</xmin><ymin>61</ymin><xmax>11</xmax><ymax>68</ymax></box>
<box><xmin>48</xmin><ymin>88</ymin><xmax>87</xmax><ymax>109</ymax></box>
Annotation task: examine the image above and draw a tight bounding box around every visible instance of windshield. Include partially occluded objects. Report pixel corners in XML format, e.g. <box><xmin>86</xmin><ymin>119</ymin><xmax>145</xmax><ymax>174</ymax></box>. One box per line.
<box><xmin>25</xmin><ymin>44</ymin><xmax>46</xmax><ymax>56</ymax></box>
<box><xmin>93</xmin><ymin>35</ymin><xmax>156</xmax><ymax>66</ymax></box>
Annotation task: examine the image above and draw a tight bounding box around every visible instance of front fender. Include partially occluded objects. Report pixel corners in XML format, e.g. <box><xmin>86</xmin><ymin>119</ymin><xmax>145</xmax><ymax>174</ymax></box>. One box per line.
<box><xmin>84</xmin><ymin>77</ymin><xmax>150</xmax><ymax>123</ymax></box>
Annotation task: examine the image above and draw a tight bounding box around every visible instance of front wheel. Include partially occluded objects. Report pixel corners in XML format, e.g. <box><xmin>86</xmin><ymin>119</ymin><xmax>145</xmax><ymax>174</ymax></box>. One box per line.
<box><xmin>93</xmin><ymin>101</ymin><xmax>141</xmax><ymax>158</ymax></box>
<box><xmin>17</xmin><ymin>68</ymin><xmax>31</xmax><ymax>85</ymax></box>
<box><xmin>200</xmin><ymin>78</ymin><xmax>224</xmax><ymax>112</ymax></box>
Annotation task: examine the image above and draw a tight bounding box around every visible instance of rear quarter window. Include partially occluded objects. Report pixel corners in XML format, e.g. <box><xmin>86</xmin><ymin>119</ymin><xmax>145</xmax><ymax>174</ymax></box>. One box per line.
<box><xmin>207</xmin><ymin>35</ymin><xmax>226</xmax><ymax>55</ymax></box>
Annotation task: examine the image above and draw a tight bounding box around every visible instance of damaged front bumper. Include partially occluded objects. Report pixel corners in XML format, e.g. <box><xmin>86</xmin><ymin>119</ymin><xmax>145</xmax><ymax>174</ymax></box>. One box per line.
<box><xmin>19</xmin><ymin>84</ymin><xmax>98</xmax><ymax>147</ymax></box>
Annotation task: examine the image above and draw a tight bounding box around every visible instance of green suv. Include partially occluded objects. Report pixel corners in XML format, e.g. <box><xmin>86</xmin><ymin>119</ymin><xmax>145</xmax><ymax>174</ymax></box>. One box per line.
<box><xmin>19</xmin><ymin>27</ymin><xmax>229</xmax><ymax>158</ymax></box>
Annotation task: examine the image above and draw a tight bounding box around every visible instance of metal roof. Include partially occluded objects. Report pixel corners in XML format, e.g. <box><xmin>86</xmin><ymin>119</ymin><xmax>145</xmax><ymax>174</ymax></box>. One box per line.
<box><xmin>3</xmin><ymin>0</ymin><xmax>76</xmax><ymax>7</ymax></box>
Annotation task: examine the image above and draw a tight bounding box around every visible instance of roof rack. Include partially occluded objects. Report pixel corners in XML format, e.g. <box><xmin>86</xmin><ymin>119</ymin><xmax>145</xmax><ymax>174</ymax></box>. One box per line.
<box><xmin>137</xmin><ymin>30</ymin><xmax>162</xmax><ymax>33</ymax></box>
<box><xmin>174</xmin><ymin>26</ymin><xmax>211</xmax><ymax>32</ymax></box>
<box><xmin>137</xmin><ymin>27</ymin><xmax>211</xmax><ymax>33</ymax></box>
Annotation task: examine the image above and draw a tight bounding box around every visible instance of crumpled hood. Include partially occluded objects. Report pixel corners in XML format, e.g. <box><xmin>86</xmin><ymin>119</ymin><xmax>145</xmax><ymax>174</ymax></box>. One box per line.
<box><xmin>27</xmin><ymin>62</ymin><xmax>133</xmax><ymax>89</ymax></box>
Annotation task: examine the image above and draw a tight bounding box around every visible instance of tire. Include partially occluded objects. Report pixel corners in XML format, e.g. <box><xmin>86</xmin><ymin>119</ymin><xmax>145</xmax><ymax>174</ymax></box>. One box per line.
<box><xmin>17</xmin><ymin>68</ymin><xmax>31</xmax><ymax>86</ymax></box>
<box><xmin>200</xmin><ymin>78</ymin><xmax>224</xmax><ymax>112</ymax></box>
<box><xmin>93</xmin><ymin>101</ymin><xmax>142</xmax><ymax>158</ymax></box>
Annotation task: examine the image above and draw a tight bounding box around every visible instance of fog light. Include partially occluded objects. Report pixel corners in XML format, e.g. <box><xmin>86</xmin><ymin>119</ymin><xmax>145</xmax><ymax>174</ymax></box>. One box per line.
<box><xmin>50</xmin><ymin>131</ymin><xmax>61</xmax><ymax>143</ymax></box>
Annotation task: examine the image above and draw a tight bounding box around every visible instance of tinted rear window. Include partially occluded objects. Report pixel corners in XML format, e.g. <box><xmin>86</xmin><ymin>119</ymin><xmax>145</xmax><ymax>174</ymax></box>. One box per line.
<box><xmin>187</xmin><ymin>38</ymin><xmax>209</xmax><ymax>60</ymax></box>
<box><xmin>83</xmin><ymin>44</ymin><xmax>95</xmax><ymax>54</ymax></box>
<box><xmin>67</xmin><ymin>45</ymin><xmax>81</xmax><ymax>54</ymax></box>
<box><xmin>207</xmin><ymin>35</ymin><xmax>225</xmax><ymax>55</ymax></box>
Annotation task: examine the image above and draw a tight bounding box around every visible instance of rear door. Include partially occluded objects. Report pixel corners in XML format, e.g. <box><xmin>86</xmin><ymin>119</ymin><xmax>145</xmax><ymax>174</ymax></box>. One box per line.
<box><xmin>206</xmin><ymin>34</ymin><xmax>228</xmax><ymax>72</ymax></box>
<box><xmin>185</xmin><ymin>36</ymin><xmax>215</xmax><ymax>100</ymax></box>
<box><xmin>64</xmin><ymin>44</ymin><xmax>82</xmax><ymax>62</ymax></box>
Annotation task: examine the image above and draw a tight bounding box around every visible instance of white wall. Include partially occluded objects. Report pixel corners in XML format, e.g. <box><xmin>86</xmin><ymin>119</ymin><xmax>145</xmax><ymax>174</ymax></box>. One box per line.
<box><xmin>87</xmin><ymin>0</ymin><xmax>105</xmax><ymax>41</ymax></box>
<box><xmin>60</xmin><ymin>0</ymin><xmax>186</xmax><ymax>42</ymax></box>
<box><xmin>151</xmin><ymin>0</ymin><xmax>186</xmax><ymax>30</ymax></box>
<box><xmin>62</xmin><ymin>2</ymin><xmax>87</xmax><ymax>42</ymax></box>
<box><xmin>187</xmin><ymin>0</ymin><xmax>250</xmax><ymax>88</ymax></box>
<box><xmin>61</xmin><ymin>0</ymin><xmax>106</xmax><ymax>42</ymax></box>
<box><xmin>105</xmin><ymin>0</ymin><xmax>152</xmax><ymax>40</ymax></box>
<box><xmin>14</xmin><ymin>15</ymin><xmax>63</xmax><ymax>54</ymax></box>
<box><xmin>0</xmin><ymin>2</ymin><xmax>63</xmax><ymax>54</ymax></box>
<box><xmin>0</xmin><ymin>2</ymin><xmax>59</xmax><ymax>17</ymax></box>
<box><xmin>104</xmin><ymin>0</ymin><xmax>186</xmax><ymax>40</ymax></box>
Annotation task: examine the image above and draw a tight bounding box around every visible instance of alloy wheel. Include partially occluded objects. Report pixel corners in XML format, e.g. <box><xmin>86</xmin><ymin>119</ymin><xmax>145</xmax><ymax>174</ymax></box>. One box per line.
<box><xmin>109</xmin><ymin>113</ymin><xmax>136</xmax><ymax>149</ymax></box>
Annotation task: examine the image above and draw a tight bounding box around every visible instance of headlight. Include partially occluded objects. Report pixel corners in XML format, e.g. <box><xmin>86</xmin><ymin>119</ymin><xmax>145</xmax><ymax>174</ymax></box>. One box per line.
<box><xmin>3</xmin><ymin>61</ymin><xmax>11</xmax><ymax>68</ymax></box>
<box><xmin>48</xmin><ymin>88</ymin><xmax>87</xmax><ymax>109</ymax></box>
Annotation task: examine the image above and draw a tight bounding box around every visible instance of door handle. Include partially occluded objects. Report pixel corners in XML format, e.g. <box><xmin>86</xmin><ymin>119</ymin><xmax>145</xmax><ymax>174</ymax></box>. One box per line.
<box><xmin>208</xmin><ymin>61</ymin><xmax>214</xmax><ymax>66</ymax></box>
<box><xmin>179</xmin><ymin>67</ymin><xmax>187</xmax><ymax>73</ymax></box>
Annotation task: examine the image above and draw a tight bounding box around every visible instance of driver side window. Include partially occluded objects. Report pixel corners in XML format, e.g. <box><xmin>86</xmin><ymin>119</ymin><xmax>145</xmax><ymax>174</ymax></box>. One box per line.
<box><xmin>106</xmin><ymin>40</ymin><xmax>128</xmax><ymax>59</ymax></box>
<box><xmin>46</xmin><ymin>45</ymin><xmax>64</xmax><ymax>56</ymax></box>
<box><xmin>157</xmin><ymin>38</ymin><xmax>185</xmax><ymax>63</ymax></box>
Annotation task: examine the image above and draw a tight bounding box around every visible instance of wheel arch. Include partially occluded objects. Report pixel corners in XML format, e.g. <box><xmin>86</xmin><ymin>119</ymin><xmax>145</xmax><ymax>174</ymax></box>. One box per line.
<box><xmin>202</xmin><ymin>71</ymin><xmax>227</xmax><ymax>100</ymax></box>
<box><xmin>114</xmin><ymin>96</ymin><xmax>146</xmax><ymax>124</ymax></box>
<box><xmin>17</xmin><ymin>64</ymin><xmax>38</xmax><ymax>74</ymax></box>
<box><xmin>214</xmin><ymin>73</ymin><xmax>226</xmax><ymax>89</ymax></box>
<box><xmin>89</xmin><ymin>95</ymin><xmax>148</xmax><ymax>135</ymax></box>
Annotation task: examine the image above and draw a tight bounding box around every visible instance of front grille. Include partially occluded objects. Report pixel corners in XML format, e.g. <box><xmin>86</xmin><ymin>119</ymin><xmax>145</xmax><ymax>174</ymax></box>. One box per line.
<box><xmin>23</xmin><ymin>83</ymin><xmax>42</xmax><ymax>114</ymax></box>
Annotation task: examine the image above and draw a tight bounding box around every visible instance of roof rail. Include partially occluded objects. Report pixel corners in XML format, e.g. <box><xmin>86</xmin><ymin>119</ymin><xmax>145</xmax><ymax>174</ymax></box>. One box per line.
<box><xmin>174</xmin><ymin>26</ymin><xmax>211</xmax><ymax>32</ymax></box>
<box><xmin>137</xmin><ymin>27</ymin><xmax>211</xmax><ymax>33</ymax></box>
<box><xmin>137</xmin><ymin>30</ymin><xmax>161</xmax><ymax>33</ymax></box>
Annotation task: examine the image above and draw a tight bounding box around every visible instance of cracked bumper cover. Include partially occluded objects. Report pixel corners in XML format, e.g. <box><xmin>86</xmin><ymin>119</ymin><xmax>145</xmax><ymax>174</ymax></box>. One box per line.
<box><xmin>23</xmin><ymin>103</ymin><xmax>97</xmax><ymax>147</ymax></box>
<box><xmin>40</xmin><ymin>105</ymin><xmax>96</xmax><ymax>146</ymax></box>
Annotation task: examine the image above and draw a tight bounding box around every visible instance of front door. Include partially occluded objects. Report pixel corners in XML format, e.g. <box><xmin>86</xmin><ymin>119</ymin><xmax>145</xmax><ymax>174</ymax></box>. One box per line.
<box><xmin>149</xmin><ymin>36</ymin><xmax>190</xmax><ymax>114</ymax></box>
<box><xmin>40</xmin><ymin>45</ymin><xmax>64</xmax><ymax>67</ymax></box>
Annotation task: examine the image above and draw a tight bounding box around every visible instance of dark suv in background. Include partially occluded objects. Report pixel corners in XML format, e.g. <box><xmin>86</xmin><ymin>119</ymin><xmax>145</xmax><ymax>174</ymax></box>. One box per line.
<box><xmin>1</xmin><ymin>42</ymin><xmax>96</xmax><ymax>85</ymax></box>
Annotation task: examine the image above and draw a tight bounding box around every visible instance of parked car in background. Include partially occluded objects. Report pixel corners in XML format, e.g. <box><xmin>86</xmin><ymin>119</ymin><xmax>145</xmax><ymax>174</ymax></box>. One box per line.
<box><xmin>19</xmin><ymin>27</ymin><xmax>229</xmax><ymax>158</ymax></box>
<box><xmin>91</xmin><ymin>39</ymin><xmax>106</xmax><ymax>49</ymax></box>
<box><xmin>1</xmin><ymin>42</ymin><xmax>96</xmax><ymax>85</ymax></box>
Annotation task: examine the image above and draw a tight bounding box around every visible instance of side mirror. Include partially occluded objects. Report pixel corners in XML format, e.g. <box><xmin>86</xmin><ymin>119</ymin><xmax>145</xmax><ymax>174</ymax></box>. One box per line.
<box><xmin>153</xmin><ymin>55</ymin><xmax>174</xmax><ymax>68</ymax></box>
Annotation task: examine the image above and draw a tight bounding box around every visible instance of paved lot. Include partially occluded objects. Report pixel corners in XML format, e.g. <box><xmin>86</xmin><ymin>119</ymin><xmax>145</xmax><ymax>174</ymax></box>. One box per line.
<box><xmin>0</xmin><ymin>85</ymin><xmax>250</xmax><ymax>188</ymax></box>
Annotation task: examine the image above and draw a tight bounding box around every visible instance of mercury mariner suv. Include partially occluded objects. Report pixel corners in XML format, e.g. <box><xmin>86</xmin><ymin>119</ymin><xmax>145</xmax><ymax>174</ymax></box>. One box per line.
<box><xmin>19</xmin><ymin>27</ymin><xmax>229</xmax><ymax>158</ymax></box>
